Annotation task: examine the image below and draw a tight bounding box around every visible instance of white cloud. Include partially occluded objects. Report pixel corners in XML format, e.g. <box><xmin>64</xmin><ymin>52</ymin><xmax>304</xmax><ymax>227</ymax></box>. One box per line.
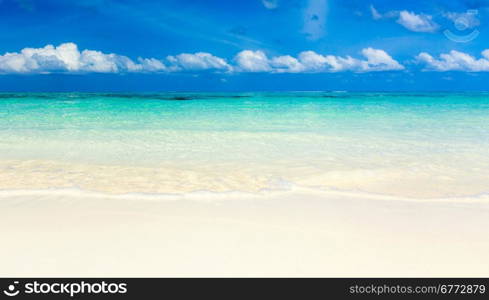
<box><xmin>235</xmin><ymin>48</ymin><xmax>404</xmax><ymax>73</ymax></box>
<box><xmin>397</xmin><ymin>10</ymin><xmax>439</xmax><ymax>33</ymax></box>
<box><xmin>0</xmin><ymin>43</ymin><xmax>79</xmax><ymax>73</ymax></box>
<box><xmin>304</xmin><ymin>48</ymin><xmax>404</xmax><ymax>72</ymax></box>
<box><xmin>370</xmin><ymin>7</ymin><xmax>439</xmax><ymax>33</ymax></box>
<box><xmin>166</xmin><ymin>52</ymin><xmax>231</xmax><ymax>72</ymax></box>
<box><xmin>370</xmin><ymin>9</ymin><xmax>399</xmax><ymax>20</ymax></box>
<box><xmin>416</xmin><ymin>50</ymin><xmax>489</xmax><ymax>72</ymax></box>
<box><xmin>359</xmin><ymin>47</ymin><xmax>405</xmax><ymax>71</ymax></box>
<box><xmin>370</xmin><ymin>5</ymin><xmax>382</xmax><ymax>20</ymax></box>
<box><xmin>297</xmin><ymin>51</ymin><xmax>330</xmax><ymax>71</ymax></box>
<box><xmin>79</xmin><ymin>50</ymin><xmax>128</xmax><ymax>73</ymax></box>
<box><xmin>235</xmin><ymin>50</ymin><xmax>271</xmax><ymax>72</ymax></box>
<box><xmin>0</xmin><ymin>42</ymin><xmax>404</xmax><ymax>75</ymax></box>
<box><xmin>137</xmin><ymin>58</ymin><xmax>167</xmax><ymax>72</ymax></box>
<box><xmin>270</xmin><ymin>55</ymin><xmax>304</xmax><ymax>73</ymax></box>
<box><xmin>11</xmin><ymin>42</ymin><xmax>489</xmax><ymax>75</ymax></box>
<box><xmin>262</xmin><ymin>0</ymin><xmax>278</xmax><ymax>10</ymax></box>
<box><xmin>0</xmin><ymin>42</ymin><xmax>165</xmax><ymax>74</ymax></box>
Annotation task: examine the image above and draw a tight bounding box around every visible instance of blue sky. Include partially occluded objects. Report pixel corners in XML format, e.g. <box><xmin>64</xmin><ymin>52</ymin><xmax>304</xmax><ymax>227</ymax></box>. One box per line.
<box><xmin>1</xmin><ymin>0</ymin><xmax>489</xmax><ymax>91</ymax></box>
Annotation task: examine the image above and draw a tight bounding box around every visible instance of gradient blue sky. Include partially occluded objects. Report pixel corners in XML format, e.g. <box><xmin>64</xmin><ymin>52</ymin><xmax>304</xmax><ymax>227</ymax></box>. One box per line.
<box><xmin>1</xmin><ymin>0</ymin><xmax>489</xmax><ymax>91</ymax></box>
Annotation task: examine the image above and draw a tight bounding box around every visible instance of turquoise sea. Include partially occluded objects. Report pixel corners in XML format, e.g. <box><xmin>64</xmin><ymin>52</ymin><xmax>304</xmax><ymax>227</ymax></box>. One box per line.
<box><xmin>1</xmin><ymin>92</ymin><xmax>489</xmax><ymax>199</ymax></box>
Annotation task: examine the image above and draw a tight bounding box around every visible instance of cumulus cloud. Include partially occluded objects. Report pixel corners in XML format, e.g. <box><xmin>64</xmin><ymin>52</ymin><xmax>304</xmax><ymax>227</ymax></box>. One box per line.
<box><xmin>166</xmin><ymin>52</ymin><xmax>232</xmax><ymax>72</ymax></box>
<box><xmin>397</xmin><ymin>11</ymin><xmax>439</xmax><ymax>32</ymax></box>
<box><xmin>8</xmin><ymin>42</ymin><xmax>489</xmax><ymax>75</ymax></box>
<box><xmin>0</xmin><ymin>43</ymin><xmax>233</xmax><ymax>74</ymax></box>
<box><xmin>0</xmin><ymin>42</ymin><xmax>404</xmax><ymax>75</ymax></box>
<box><xmin>0</xmin><ymin>43</ymin><xmax>165</xmax><ymax>74</ymax></box>
<box><xmin>137</xmin><ymin>58</ymin><xmax>167</xmax><ymax>72</ymax></box>
<box><xmin>234</xmin><ymin>50</ymin><xmax>271</xmax><ymax>72</ymax></box>
<box><xmin>270</xmin><ymin>55</ymin><xmax>304</xmax><ymax>73</ymax></box>
<box><xmin>370</xmin><ymin>7</ymin><xmax>439</xmax><ymax>33</ymax></box>
<box><xmin>416</xmin><ymin>50</ymin><xmax>489</xmax><ymax>72</ymax></box>
<box><xmin>235</xmin><ymin>48</ymin><xmax>404</xmax><ymax>73</ymax></box>
<box><xmin>359</xmin><ymin>48</ymin><xmax>405</xmax><ymax>71</ymax></box>
<box><xmin>297</xmin><ymin>51</ymin><xmax>330</xmax><ymax>71</ymax></box>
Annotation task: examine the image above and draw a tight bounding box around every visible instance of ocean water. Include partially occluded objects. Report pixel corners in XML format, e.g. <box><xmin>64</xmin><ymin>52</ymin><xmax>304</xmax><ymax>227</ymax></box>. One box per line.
<box><xmin>1</xmin><ymin>92</ymin><xmax>489</xmax><ymax>199</ymax></box>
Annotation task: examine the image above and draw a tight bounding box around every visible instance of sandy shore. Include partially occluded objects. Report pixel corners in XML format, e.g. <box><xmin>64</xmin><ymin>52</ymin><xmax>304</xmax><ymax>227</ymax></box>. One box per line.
<box><xmin>1</xmin><ymin>188</ymin><xmax>488</xmax><ymax>277</ymax></box>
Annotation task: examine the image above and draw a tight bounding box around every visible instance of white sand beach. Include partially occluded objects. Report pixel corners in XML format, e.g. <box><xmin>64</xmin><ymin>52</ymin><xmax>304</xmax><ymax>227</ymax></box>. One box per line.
<box><xmin>1</xmin><ymin>188</ymin><xmax>488</xmax><ymax>277</ymax></box>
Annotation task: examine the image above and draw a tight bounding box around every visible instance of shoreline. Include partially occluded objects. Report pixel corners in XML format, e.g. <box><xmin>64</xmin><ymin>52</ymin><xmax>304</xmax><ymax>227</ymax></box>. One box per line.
<box><xmin>2</xmin><ymin>158</ymin><xmax>489</xmax><ymax>199</ymax></box>
<box><xmin>1</xmin><ymin>185</ymin><xmax>489</xmax><ymax>203</ymax></box>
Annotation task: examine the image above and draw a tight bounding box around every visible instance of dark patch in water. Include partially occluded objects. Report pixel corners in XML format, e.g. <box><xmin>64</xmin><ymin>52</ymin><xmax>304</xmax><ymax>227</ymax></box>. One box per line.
<box><xmin>168</xmin><ymin>96</ymin><xmax>193</xmax><ymax>101</ymax></box>
<box><xmin>92</xmin><ymin>94</ymin><xmax>251</xmax><ymax>101</ymax></box>
<box><xmin>320</xmin><ymin>95</ymin><xmax>344</xmax><ymax>98</ymax></box>
<box><xmin>0</xmin><ymin>93</ymin><xmax>254</xmax><ymax>101</ymax></box>
<box><xmin>0</xmin><ymin>94</ymin><xmax>54</xmax><ymax>99</ymax></box>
